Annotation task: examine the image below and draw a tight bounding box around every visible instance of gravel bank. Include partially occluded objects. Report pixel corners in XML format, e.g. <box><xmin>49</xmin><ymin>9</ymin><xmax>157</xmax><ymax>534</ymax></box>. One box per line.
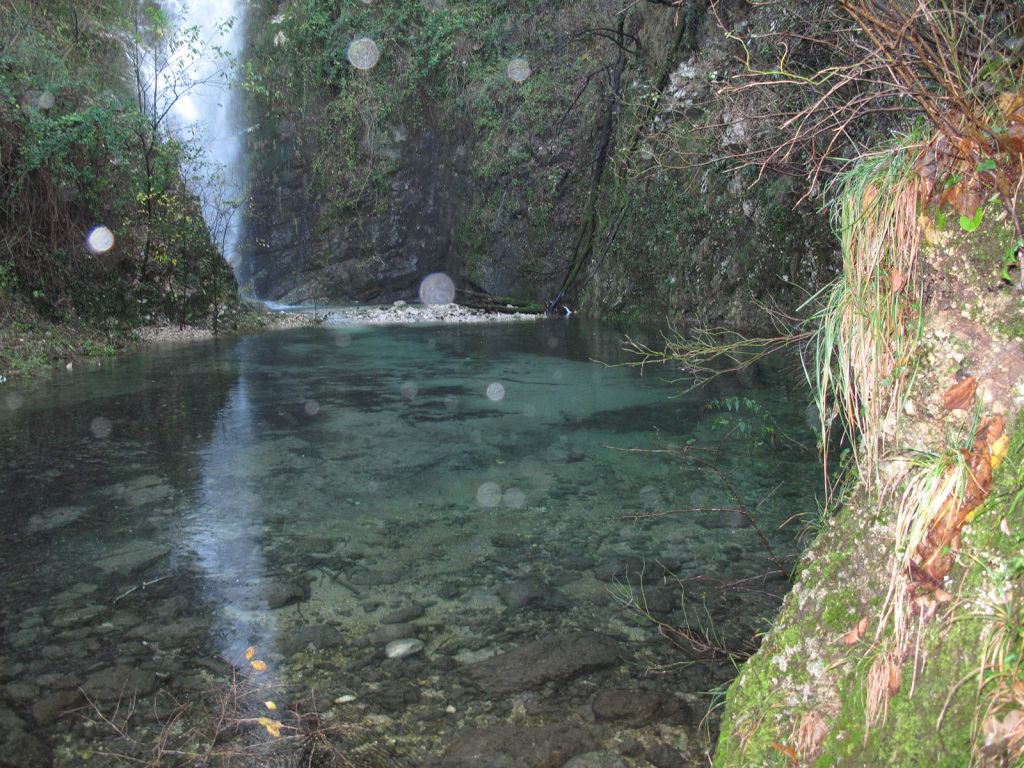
<box><xmin>318</xmin><ymin>301</ymin><xmax>540</xmax><ymax>325</ymax></box>
<box><xmin>135</xmin><ymin>302</ymin><xmax>539</xmax><ymax>345</ymax></box>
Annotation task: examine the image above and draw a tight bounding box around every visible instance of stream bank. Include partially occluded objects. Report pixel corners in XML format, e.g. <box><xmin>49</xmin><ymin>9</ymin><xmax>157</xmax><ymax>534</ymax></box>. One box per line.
<box><xmin>713</xmin><ymin>204</ymin><xmax>1024</xmax><ymax>766</ymax></box>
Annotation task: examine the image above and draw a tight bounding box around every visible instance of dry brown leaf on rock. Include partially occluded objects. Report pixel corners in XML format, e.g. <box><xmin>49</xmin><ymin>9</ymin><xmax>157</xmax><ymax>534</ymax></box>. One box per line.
<box><xmin>914</xmin><ymin>415</ymin><xmax>1005</xmax><ymax>582</ymax></box>
<box><xmin>866</xmin><ymin>650</ymin><xmax>903</xmax><ymax>728</ymax></box>
<box><xmin>793</xmin><ymin>709</ymin><xmax>831</xmax><ymax>758</ymax></box>
<box><xmin>770</xmin><ymin>742</ymin><xmax>798</xmax><ymax>765</ymax></box>
<box><xmin>943</xmin><ymin>376</ymin><xmax>977</xmax><ymax>411</ymax></box>
<box><xmin>845</xmin><ymin>615</ymin><xmax>869</xmax><ymax>645</ymax></box>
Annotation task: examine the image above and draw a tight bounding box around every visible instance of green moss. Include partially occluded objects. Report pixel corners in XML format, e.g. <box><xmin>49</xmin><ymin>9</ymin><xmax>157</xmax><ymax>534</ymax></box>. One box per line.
<box><xmin>716</xmin><ymin>409</ymin><xmax>1024</xmax><ymax>767</ymax></box>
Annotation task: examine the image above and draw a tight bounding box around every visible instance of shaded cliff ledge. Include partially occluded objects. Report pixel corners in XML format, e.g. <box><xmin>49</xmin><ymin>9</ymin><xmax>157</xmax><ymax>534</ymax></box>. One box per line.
<box><xmin>712</xmin><ymin>219</ymin><xmax>1024</xmax><ymax>766</ymax></box>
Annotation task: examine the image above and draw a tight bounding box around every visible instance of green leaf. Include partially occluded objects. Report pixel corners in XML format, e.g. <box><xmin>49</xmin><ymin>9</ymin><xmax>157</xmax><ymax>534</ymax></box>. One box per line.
<box><xmin>959</xmin><ymin>207</ymin><xmax>984</xmax><ymax>232</ymax></box>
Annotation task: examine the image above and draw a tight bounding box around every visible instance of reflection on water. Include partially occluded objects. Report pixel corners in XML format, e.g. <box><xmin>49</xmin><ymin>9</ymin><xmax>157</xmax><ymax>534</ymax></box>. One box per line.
<box><xmin>0</xmin><ymin>320</ymin><xmax>824</xmax><ymax>766</ymax></box>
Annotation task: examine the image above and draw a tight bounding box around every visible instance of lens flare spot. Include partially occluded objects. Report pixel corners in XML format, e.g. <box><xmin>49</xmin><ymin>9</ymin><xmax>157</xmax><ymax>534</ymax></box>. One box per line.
<box><xmin>444</xmin><ymin>394</ymin><xmax>459</xmax><ymax>411</ymax></box>
<box><xmin>503</xmin><ymin>487</ymin><xmax>526</xmax><ymax>508</ymax></box>
<box><xmin>304</xmin><ymin>399</ymin><xmax>320</xmax><ymax>416</ymax></box>
<box><xmin>419</xmin><ymin>272</ymin><xmax>456</xmax><ymax>305</ymax></box>
<box><xmin>546</xmin><ymin>336</ymin><xmax>559</xmax><ymax>349</ymax></box>
<box><xmin>86</xmin><ymin>226</ymin><xmax>115</xmax><ymax>255</ymax></box>
<box><xmin>507</xmin><ymin>57</ymin><xmax>531</xmax><ymax>82</ymax></box>
<box><xmin>400</xmin><ymin>381</ymin><xmax>418</xmax><ymax>400</ymax></box>
<box><xmin>486</xmin><ymin>382</ymin><xmax>505</xmax><ymax>402</ymax></box>
<box><xmin>4</xmin><ymin>392</ymin><xmax>25</xmax><ymax>411</ymax></box>
<box><xmin>90</xmin><ymin>416</ymin><xmax>112</xmax><ymax>439</ymax></box>
<box><xmin>37</xmin><ymin>91</ymin><xmax>55</xmax><ymax>109</ymax></box>
<box><xmin>347</xmin><ymin>37</ymin><xmax>380</xmax><ymax>69</ymax></box>
<box><xmin>476</xmin><ymin>482</ymin><xmax>502</xmax><ymax>508</ymax></box>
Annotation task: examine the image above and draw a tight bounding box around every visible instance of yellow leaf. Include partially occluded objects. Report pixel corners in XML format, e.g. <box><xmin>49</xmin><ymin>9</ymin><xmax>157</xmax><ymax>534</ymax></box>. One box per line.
<box><xmin>992</xmin><ymin>434</ymin><xmax>1010</xmax><ymax>469</ymax></box>
<box><xmin>257</xmin><ymin>716</ymin><xmax>282</xmax><ymax>738</ymax></box>
<box><xmin>264</xmin><ymin>701</ymin><xmax>277</xmax><ymax>711</ymax></box>
<box><xmin>250</xmin><ymin>659</ymin><xmax>268</xmax><ymax>672</ymax></box>
<box><xmin>244</xmin><ymin>646</ymin><xmax>256</xmax><ymax>661</ymax></box>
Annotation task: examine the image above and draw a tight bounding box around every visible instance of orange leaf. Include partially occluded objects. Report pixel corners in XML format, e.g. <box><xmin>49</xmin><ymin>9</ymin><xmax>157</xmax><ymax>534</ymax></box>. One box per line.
<box><xmin>244</xmin><ymin>646</ymin><xmax>256</xmax><ymax>661</ymax></box>
<box><xmin>890</xmin><ymin>268</ymin><xmax>906</xmax><ymax>293</ymax></box>
<box><xmin>943</xmin><ymin>377</ymin><xmax>976</xmax><ymax>411</ymax></box>
<box><xmin>250</xmin><ymin>659</ymin><xmax>268</xmax><ymax>672</ymax></box>
<box><xmin>771</xmin><ymin>742</ymin><xmax>798</xmax><ymax>763</ymax></box>
<box><xmin>845</xmin><ymin>615</ymin><xmax>869</xmax><ymax>645</ymax></box>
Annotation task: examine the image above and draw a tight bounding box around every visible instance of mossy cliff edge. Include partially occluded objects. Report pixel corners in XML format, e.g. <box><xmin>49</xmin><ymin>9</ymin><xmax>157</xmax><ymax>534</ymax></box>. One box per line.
<box><xmin>714</xmin><ymin>212</ymin><xmax>1024</xmax><ymax>765</ymax></box>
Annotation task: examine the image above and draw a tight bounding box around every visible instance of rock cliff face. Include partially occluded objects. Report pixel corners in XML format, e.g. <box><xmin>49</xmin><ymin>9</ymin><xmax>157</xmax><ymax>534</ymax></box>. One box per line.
<box><xmin>241</xmin><ymin>123</ymin><xmax>466</xmax><ymax>304</ymax></box>
<box><xmin>236</xmin><ymin>0</ymin><xmax>840</xmax><ymax>323</ymax></box>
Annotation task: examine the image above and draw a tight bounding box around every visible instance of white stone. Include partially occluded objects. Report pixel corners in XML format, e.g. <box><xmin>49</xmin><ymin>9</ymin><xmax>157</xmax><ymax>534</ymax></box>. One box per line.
<box><xmin>384</xmin><ymin>638</ymin><xmax>425</xmax><ymax>659</ymax></box>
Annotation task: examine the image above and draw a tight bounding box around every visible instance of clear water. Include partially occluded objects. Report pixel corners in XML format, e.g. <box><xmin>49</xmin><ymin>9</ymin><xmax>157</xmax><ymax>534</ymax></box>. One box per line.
<box><xmin>0</xmin><ymin>320</ymin><xmax>823</xmax><ymax>766</ymax></box>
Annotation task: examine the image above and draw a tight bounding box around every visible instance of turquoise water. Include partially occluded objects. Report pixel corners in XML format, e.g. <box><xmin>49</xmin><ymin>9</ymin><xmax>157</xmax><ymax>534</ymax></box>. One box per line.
<box><xmin>0</xmin><ymin>320</ymin><xmax>823</xmax><ymax>766</ymax></box>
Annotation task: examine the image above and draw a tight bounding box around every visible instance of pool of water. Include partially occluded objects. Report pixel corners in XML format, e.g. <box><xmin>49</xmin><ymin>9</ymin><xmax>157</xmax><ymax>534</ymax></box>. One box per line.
<box><xmin>0</xmin><ymin>319</ymin><xmax>824</xmax><ymax>767</ymax></box>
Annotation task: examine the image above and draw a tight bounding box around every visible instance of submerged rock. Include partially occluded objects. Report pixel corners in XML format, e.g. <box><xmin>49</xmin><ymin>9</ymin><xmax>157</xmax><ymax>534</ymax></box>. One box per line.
<box><xmin>591</xmin><ymin>687</ymin><xmax>692</xmax><ymax>727</ymax></box>
<box><xmin>31</xmin><ymin>689</ymin><xmax>83</xmax><ymax>726</ymax></box>
<box><xmin>278</xmin><ymin>624</ymin><xmax>344</xmax><ymax>656</ymax></box>
<box><xmin>265</xmin><ymin>581</ymin><xmax>306</xmax><ymax>609</ymax></box>
<box><xmin>462</xmin><ymin>633</ymin><xmax>618</xmax><ymax>695</ymax></box>
<box><xmin>563</xmin><ymin>752</ymin><xmax>630</xmax><ymax>768</ymax></box>
<box><xmin>80</xmin><ymin>666</ymin><xmax>157</xmax><ymax>703</ymax></box>
<box><xmin>437</xmin><ymin>723</ymin><xmax>597</xmax><ymax>768</ymax></box>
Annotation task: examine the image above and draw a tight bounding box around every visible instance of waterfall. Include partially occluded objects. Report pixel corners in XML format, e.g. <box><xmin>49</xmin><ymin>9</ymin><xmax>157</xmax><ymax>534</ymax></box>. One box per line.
<box><xmin>161</xmin><ymin>0</ymin><xmax>249</xmax><ymax>280</ymax></box>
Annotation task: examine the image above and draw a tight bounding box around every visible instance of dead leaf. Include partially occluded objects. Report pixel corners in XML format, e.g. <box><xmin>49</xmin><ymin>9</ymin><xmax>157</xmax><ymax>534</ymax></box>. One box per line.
<box><xmin>911</xmin><ymin>596</ymin><xmax>938</xmax><ymax>619</ymax></box>
<box><xmin>844</xmin><ymin>615</ymin><xmax>869</xmax><ymax>645</ymax></box>
<box><xmin>793</xmin><ymin>710</ymin><xmax>830</xmax><ymax>757</ymax></box>
<box><xmin>890</xmin><ymin>268</ymin><xmax>906</xmax><ymax>293</ymax></box>
<box><xmin>992</xmin><ymin>434</ymin><xmax>1010</xmax><ymax>469</ymax></box>
<box><xmin>887</xmin><ymin>660</ymin><xmax>903</xmax><ymax>697</ymax></box>
<box><xmin>258</xmin><ymin>716</ymin><xmax>282</xmax><ymax>738</ymax></box>
<box><xmin>943</xmin><ymin>377</ymin><xmax>977</xmax><ymax>411</ymax></box>
<box><xmin>770</xmin><ymin>742</ymin><xmax>798</xmax><ymax>764</ymax></box>
<box><xmin>250</xmin><ymin>659</ymin><xmax>268</xmax><ymax>672</ymax></box>
<box><xmin>244</xmin><ymin>646</ymin><xmax>256</xmax><ymax>661</ymax></box>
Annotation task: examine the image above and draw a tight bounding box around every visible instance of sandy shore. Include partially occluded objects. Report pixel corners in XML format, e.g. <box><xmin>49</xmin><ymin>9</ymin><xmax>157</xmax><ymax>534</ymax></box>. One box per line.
<box><xmin>135</xmin><ymin>302</ymin><xmax>539</xmax><ymax>345</ymax></box>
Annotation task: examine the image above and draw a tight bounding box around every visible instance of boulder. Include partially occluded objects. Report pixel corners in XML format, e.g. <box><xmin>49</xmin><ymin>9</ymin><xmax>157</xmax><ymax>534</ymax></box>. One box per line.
<box><xmin>462</xmin><ymin>633</ymin><xmax>618</xmax><ymax>695</ymax></box>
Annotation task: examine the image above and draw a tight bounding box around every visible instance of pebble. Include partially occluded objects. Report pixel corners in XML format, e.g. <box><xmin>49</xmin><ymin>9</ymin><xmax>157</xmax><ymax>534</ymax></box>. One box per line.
<box><xmin>384</xmin><ymin>638</ymin><xmax>425</xmax><ymax>659</ymax></box>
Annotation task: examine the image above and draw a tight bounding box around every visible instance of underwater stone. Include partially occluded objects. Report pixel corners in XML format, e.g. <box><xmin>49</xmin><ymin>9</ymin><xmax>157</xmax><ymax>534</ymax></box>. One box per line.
<box><xmin>384</xmin><ymin>638</ymin><xmax>424</xmax><ymax>659</ymax></box>
<box><xmin>265</xmin><ymin>581</ymin><xmax>306</xmax><ymax>609</ymax></box>
<box><xmin>563</xmin><ymin>752</ymin><xmax>630</xmax><ymax>768</ymax></box>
